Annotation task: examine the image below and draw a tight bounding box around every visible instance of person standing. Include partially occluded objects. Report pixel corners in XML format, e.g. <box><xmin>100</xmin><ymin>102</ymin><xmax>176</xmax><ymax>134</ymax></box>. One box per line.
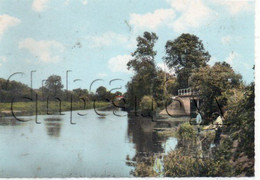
<box><xmin>196</xmin><ymin>110</ymin><xmax>202</xmax><ymax>136</ymax></box>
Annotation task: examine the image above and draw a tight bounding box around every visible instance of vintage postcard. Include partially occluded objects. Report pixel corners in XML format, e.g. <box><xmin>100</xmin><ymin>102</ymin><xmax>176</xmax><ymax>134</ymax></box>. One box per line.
<box><xmin>0</xmin><ymin>0</ymin><xmax>257</xmax><ymax>178</ymax></box>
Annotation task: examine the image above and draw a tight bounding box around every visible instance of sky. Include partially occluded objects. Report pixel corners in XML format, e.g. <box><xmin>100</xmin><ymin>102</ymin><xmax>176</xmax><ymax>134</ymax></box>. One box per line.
<box><xmin>0</xmin><ymin>0</ymin><xmax>255</xmax><ymax>93</ymax></box>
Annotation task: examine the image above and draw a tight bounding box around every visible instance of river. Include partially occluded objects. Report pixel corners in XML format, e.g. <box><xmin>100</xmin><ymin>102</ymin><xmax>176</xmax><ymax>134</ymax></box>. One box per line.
<box><xmin>0</xmin><ymin>109</ymin><xmax>183</xmax><ymax>177</ymax></box>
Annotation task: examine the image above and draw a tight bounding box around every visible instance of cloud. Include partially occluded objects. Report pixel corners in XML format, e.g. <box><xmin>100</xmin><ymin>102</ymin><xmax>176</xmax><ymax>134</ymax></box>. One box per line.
<box><xmin>213</xmin><ymin>0</ymin><xmax>254</xmax><ymax>15</ymax></box>
<box><xmin>127</xmin><ymin>0</ymin><xmax>252</xmax><ymax>33</ymax></box>
<box><xmin>224</xmin><ymin>52</ymin><xmax>253</xmax><ymax>75</ymax></box>
<box><xmin>129</xmin><ymin>9</ymin><xmax>175</xmax><ymax>31</ymax></box>
<box><xmin>19</xmin><ymin>38</ymin><xmax>64</xmax><ymax>63</ymax></box>
<box><xmin>64</xmin><ymin>0</ymin><xmax>88</xmax><ymax>6</ymax></box>
<box><xmin>97</xmin><ymin>73</ymin><xmax>107</xmax><ymax>78</ymax></box>
<box><xmin>209</xmin><ymin>52</ymin><xmax>239</xmax><ymax>66</ymax></box>
<box><xmin>0</xmin><ymin>56</ymin><xmax>7</xmax><ymax>62</ymax></box>
<box><xmin>0</xmin><ymin>56</ymin><xmax>7</xmax><ymax>68</ymax></box>
<box><xmin>86</xmin><ymin>32</ymin><xmax>135</xmax><ymax>49</ymax></box>
<box><xmin>157</xmin><ymin>62</ymin><xmax>175</xmax><ymax>75</ymax></box>
<box><xmin>225</xmin><ymin>51</ymin><xmax>239</xmax><ymax>65</ymax></box>
<box><xmin>208</xmin><ymin>56</ymin><xmax>218</xmax><ymax>66</ymax></box>
<box><xmin>64</xmin><ymin>0</ymin><xmax>70</xmax><ymax>6</ymax></box>
<box><xmin>0</xmin><ymin>56</ymin><xmax>7</xmax><ymax>67</ymax></box>
<box><xmin>82</xmin><ymin>0</ymin><xmax>88</xmax><ymax>5</ymax></box>
<box><xmin>0</xmin><ymin>14</ymin><xmax>21</xmax><ymax>38</ymax></box>
<box><xmin>167</xmin><ymin>0</ymin><xmax>215</xmax><ymax>32</ymax></box>
<box><xmin>108</xmin><ymin>55</ymin><xmax>133</xmax><ymax>74</ymax></box>
<box><xmin>221</xmin><ymin>35</ymin><xmax>232</xmax><ymax>45</ymax></box>
<box><xmin>203</xmin><ymin>52</ymin><xmax>252</xmax><ymax>83</ymax></box>
<box><xmin>128</xmin><ymin>0</ymin><xmax>214</xmax><ymax>33</ymax></box>
<box><xmin>32</xmin><ymin>0</ymin><xmax>50</xmax><ymax>12</ymax></box>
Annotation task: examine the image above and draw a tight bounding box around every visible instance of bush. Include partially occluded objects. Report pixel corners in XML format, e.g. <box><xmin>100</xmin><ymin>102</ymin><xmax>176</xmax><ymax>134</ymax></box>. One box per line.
<box><xmin>131</xmin><ymin>156</ymin><xmax>158</xmax><ymax>177</ymax></box>
<box><xmin>164</xmin><ymin>150</ymin><xmax>232</xmax><ymax>177</ymax></box>
<box><xmin>176</xmin><ymin>123</ymin><xmax>197</xmax><ymax>152</ymax></box>
<box><xmin>140</xmin><ymin>96</ymin><xmax>157</xmax><ymax>112</ymax></box>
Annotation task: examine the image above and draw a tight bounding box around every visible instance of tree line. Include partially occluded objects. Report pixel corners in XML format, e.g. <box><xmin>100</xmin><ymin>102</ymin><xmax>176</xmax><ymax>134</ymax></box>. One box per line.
<box><xmin>0</xmin><ymin>75</ymin><xmax>121</xmax><ymax>103</ymax></box>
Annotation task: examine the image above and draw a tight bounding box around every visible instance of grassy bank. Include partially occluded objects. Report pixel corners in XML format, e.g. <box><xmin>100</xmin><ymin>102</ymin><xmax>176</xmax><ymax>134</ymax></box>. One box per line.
<box><xmin>0</xmin><ymin>101</ymin><xmax>109</xmax><ymax>117</ymax></box>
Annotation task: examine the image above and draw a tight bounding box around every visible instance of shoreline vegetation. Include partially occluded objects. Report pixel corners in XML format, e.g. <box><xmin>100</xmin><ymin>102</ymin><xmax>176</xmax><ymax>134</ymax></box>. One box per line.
<box><xmin>0</xmin><ymin>101</ymin><xmax>110</xmax><ymax>117</ymax></box>
<box><xmin>1</xmin><ymin>72</ymin><xmax>122</xmax><ymax>118</ymax></box>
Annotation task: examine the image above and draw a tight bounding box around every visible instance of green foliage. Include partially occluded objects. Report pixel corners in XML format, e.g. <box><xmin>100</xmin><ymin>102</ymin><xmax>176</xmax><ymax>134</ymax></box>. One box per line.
<box><xmin>190</xmin><ymin>62</ymin><xmax>242</xmax><ymax>122</ymax></box>
<box><xmin>125</xmin><ymin>32</ymin><xmax>178</xmax><ymax>110</ymax></box>
<box><xmin>162</xmin><ymin>82</ymin><xmax>254</xmax><ymax>177</ymax></box>
<box><xmin>132</xmin><ymin>156</ymin><xmax>158</xmax><ymax>177</ymax></box>
<box><xmin>175</xmin><ymin>123</ymin><xmax>197</xmax><ymax>156</ymax></box>
<box><xmin>127</xmin><ymin>32</ymin><xmax>158</xmax><ymax>74</ymax></box>
<box><xmin>163</xmin><ymin>122</ymin><xmax>233</xmax><ymax>177</ymax></box>
<box><xmin>0</xmin><ymin>75</ymin><xmax>120</xmax><ymax>104</ymax></box>
<box><xmin>152</xmin><ymin>70</ymin><xmax>167</xmax><ymax>107</ymax></box>
<box><xmin>165</xmin><ymin>74</ymin><xmax>178</xmax><ymax>95</ymax></box>
<box><xmin>140</xmin><ymin>95</ymin><xmax>156</xmax><ymax>112</ymax></box>
<box><xmin>0</xmin><ymin>101</ymin><xmax>109</xmax><ymax>116</ymax></box>
<box><xmin>95</xmin><ymin>86</ymin><xmax>108</xmax><ymax>101</ymax></box>
<box><xmin>164</xmin><ymin>33</ymin><xmax>210</xmax><ymax>88</ymax></box>
<box><xmin>126</xmin><ymin>32</ymin><xmax>159</xmax><ymax>109</ymax></box>
<box><xmin>45</xmin><ymin>75</ymin><xmax>64</xmax><ymax>97</ymax></box>
<box><xmin>164</xmin><ymin>150</ymin><xmax>232</xmax><ymax>177</ymax></box>
<box><xmin>177</xmin><ymin>122</ymin><xmax>196</xmax><ymax>142</ymax></box>
<box><xmin>223</xmin><ymin>82</ymin><xmax>255</xmax><ymax>176</ymax></box>
<box><xmin>0</xmin><ymin>78</ymin><xmax>31</xmax><ymax>102</ymax></box>
<box><xmin>73</xmin><ymin>88</ymin><xmax>89</xmax><ymax>99</ymax></box>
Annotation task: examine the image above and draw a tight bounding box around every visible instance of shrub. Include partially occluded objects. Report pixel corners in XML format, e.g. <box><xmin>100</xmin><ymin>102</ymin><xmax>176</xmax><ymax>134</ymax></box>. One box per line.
<box><xmin>164</xmin><ymin>150</ymin><xmax>232</xmax><ymax>177</ymax></box>
<box><xmin>140</xmin><ymin>96</ymin><xmax>157</xmax><ymax>112</ymax></box>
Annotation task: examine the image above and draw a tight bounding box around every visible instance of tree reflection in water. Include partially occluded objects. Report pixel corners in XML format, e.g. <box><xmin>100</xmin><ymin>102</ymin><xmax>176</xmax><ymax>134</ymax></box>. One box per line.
<box><xmin>0</xmin><ymin>117</ymin><xmax>19</xmax><ymax>126</ymax></box>
<box><xmin>44</xmin><ymin>118</ymin><xmax>62</xmax><ymax>137</ymax></box>
<box><xmin>0</xmin><ymin>117</ymin><xmax>30</xmax><ymax>126</ymax></box>
<box><xmin>126</xmin><ymin>115</ymin><xmax>184</xmax><ymax>164</ymax></box>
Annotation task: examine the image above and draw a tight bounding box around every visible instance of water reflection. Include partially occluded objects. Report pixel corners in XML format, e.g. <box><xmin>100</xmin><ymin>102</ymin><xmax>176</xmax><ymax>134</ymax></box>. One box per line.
<box><xmin>0</xmin><ymin>117</ymin><xmax>18</xmax><ymax>126</ymax></box>
<box><xmin>0</xmin><ymin>117</ymin><xmax>27</xmax><ymax>126</ymax></box>
<box><xmin>44</xmin><ymin>118</ymin><xmax>62</xmax><ymax>137</ymax></box>
<box><xmin>0</xmin><ymin>110</ymin><xmax>184</xmax><ymax>177</ymax></box>
<box><xmin>127</xmin><ymin>115</ymin><xmax>182</xmax><ymax>163</ymax></box>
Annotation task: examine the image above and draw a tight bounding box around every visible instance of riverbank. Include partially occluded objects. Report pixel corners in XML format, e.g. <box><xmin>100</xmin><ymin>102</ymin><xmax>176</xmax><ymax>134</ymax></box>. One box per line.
<box><xmin>133</xmin><ymin>119</ymin><xmax>254</xmax><ymax>177</ymax></box>
<box><xmin>0</xmin><ymin>101</ymin><xmax>109</xmax><ymax>117</ymax></box>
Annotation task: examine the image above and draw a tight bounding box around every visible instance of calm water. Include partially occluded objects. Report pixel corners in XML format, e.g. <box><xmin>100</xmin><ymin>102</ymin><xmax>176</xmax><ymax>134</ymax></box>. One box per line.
<box><xmin>0</xmin><ymin>109</ymin><xmax>179</xmax><ymax>177</ymax></box>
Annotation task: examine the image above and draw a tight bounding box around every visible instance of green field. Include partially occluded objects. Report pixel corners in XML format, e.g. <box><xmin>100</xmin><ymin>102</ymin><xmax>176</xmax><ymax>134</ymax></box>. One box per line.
<box><xmin>0</xmin><ymin>101</ymin><xmax>109</xmax><ymax>117</ymax></box>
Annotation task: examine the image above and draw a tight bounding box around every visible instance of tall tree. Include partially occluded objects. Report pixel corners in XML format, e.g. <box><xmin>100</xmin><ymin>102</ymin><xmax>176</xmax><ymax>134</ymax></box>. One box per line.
<box><xmin>127</xmin><ymin>32</ymin><xmax>158</xmax><ymax>74</ymax></box>
<box><xmin>126</xmin><ymin>32</ymin><xmax>158</xmax><ymax>109</ymax></box>
<box><xmin>96</xmin><ymin>86</ymin><xmax>107</xmax><ymax>101</ymax></box>
<box><xmin>45</xmin><ymin>75</ymin><xmax>64</xmax><ymax>97</ymax></box>
<box><xmin>164</xmin><ymin>33</ymin><xmax>210</xmax><ymax>89</ymax></box>
<box><xmin>190</xmin><ymin>62</ymin><xmax>242</xmax><ymax>122</ymax></box>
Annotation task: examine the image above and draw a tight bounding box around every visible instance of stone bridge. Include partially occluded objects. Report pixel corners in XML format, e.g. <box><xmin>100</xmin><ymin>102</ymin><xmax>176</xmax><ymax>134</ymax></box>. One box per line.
<box><xmin>160</xmin><ymin>88</ymin><xmax>200</xmax><ymax>116</ymax></box>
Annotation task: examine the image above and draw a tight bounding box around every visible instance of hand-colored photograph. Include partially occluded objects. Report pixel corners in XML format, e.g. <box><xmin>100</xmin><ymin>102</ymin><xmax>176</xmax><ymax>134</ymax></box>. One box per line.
<box><xmin>0</xmin><ymin>0</ymin><xmax>255</xmax><ymax>178</ymax></box>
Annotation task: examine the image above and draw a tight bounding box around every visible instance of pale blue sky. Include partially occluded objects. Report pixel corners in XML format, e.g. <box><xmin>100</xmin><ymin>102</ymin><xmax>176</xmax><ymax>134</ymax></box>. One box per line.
<box><xmin>0</xmin><ymin>0</ymin><xmax>255</xmax><ymax>92</ymax></box>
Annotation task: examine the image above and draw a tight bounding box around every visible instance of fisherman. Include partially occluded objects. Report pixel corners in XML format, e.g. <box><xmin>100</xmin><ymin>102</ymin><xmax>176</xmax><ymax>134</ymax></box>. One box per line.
<box><xmin>196</xmin><ymin>110</ymin><xmax>202</xmax><ymax>136</ymax></box>
<box><xmin>213</xmin><ymin>112</ymin><xmax>223</xmax><ymax>147</ymax></box>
